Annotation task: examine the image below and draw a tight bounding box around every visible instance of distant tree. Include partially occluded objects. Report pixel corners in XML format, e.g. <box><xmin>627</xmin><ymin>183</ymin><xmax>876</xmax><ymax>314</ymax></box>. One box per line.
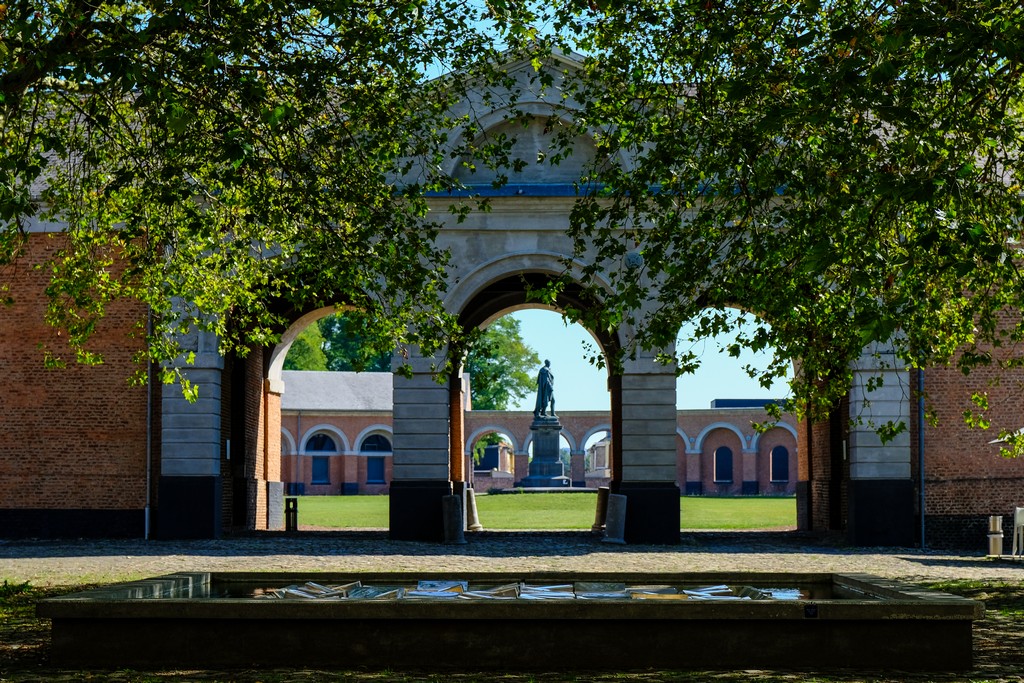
<box><xmin>465</xmin><ymin>317</ymin><xmax>541</xmax><ymax>411</ymax></box>
<box><xmin>283</xmin><ymin>324</ymin><xmax>328</xmax><ymax>371</ymax></box>
<box><xmin>319</xmin><ymin>312</ymin><xmax>393</xmax><ymax>373</ymax></box>
<box><xmin>301</xmin><ymin>313</ymin><xmax>541</xmax><ymax>411</ymax></box>
<box><xmin>472</xmin><ymin>433</ymin><xmax>510</xmax><ymax>465</ymax></box>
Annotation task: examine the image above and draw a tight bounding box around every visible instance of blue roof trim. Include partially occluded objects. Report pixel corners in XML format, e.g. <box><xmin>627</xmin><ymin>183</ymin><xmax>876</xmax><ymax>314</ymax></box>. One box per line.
<box><xmin>424</xmin><ymin>183</ymin><xmax>581</xmax><ymax>198</ymax></box>
<box><xmin>422</xmin><ymin>182</ymin><xmax>786</xmax><ymax>198</ymax></box>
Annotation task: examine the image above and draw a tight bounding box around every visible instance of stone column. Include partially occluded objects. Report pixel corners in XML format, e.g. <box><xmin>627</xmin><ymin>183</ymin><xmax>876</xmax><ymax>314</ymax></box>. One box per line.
<box><xmin>262</xmin><ymin>378</ymin><xmax>284</xmax><ymax>531</ymax></box>
<box><xmin>389</xmin><ymin>347</ymin><xmax>452</xmax><ymax>541</ymax></box>
<box><xmin>741</xmin><ymin>448</ymin><xmax>759</xmax><ymax>495</ymax></box>
<box><xmin>158</xmin><ymin>327</ymin><xmax>223</xmax><ymax>539</ymax></box>
<box><xmin>846</xmin><ymin>344</ymin><xmax>915</xmax><ymax>546</ymax></box>
<box><xmin>448</xmin><ymin>371</ymin><xmax>468</xmax><ymax>528</ymax></box>
<box><xmin>614</xmin><ymin>353</ymin><xmax>680</xmax><ymax>544</ymax></box>
<box><xmin>570</xmin><ymin>450</ymin><xmax>585</xmax><ymax>487</ymax></box>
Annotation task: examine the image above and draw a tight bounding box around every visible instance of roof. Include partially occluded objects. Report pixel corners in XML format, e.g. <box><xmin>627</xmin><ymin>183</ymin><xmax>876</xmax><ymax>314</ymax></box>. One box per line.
<box><xmin>709</xmin><ymin>398</ymin><xmax>785</xmax><ymax>409</ymax></box>
<box><xmin>280</xmin><ymin>371</ymin><xmax>392</xmax><ymax>412</ymax></box>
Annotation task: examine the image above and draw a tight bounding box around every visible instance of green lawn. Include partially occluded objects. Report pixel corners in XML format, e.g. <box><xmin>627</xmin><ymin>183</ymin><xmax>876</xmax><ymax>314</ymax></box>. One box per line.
<box><xmin>293</xmin><ymin>492</ymin><xmax>795</xmax><ymax>530</ymax></box>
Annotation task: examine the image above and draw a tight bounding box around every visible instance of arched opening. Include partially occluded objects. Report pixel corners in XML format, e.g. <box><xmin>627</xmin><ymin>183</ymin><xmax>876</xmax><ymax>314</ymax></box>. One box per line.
<box><xmin>451</xmin><ymin>302</ymin><xmax>614</xmax><ymax>528</ymax></box>
<box><xmin>387</xmin><ymin>269</ymin><xmax>689</xmax><ymax>541</ymax></box>
<box><xmin>467</xmin><ymin>428</ymin><xmax>517</xmax><ymax>493</ymax></box>
<box><xmin>583</xmin><ymin>428</ymin><xmax>613</xmax><ymax>487</ymax></box>
<box><xmin>454</xmin><ymin>272</ymin><xmax>621</xmax><ymax>483</ymax></box>
<box><xmin>305</xmin><ymin>432</ymin><xmax>339</xmax><ymax>489</ymax></box>
<box><xmin>219</xmin><ymin>304</ymin><xmax>397</xmax><ymax>532</ymax></box>
<box><xmin>675</xmin><ymin>307</ymin><xmax>798</xmax><ymax>527</ymax></box>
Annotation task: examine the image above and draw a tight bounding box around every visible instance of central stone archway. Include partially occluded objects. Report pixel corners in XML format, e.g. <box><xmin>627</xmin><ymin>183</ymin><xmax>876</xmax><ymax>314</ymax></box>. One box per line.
<box><xmin>154</xmin><ymin>52</ymin><xmax>917</xmax><ymax>546</ymax></box>
<box><xmin>389</xmin><ymin>268</ymin><xmax>682</xmax><ymax>543</ymax></box>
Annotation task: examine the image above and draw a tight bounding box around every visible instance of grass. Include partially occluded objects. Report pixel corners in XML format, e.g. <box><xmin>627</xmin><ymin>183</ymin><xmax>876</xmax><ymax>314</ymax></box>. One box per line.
<box><xmin>294</xmin><ymin>493</ymin><xmax>796</xmax><ymax>530</ymax></box>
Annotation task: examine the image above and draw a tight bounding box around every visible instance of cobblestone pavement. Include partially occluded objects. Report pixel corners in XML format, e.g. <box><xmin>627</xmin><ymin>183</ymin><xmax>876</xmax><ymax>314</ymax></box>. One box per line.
<box><xmin>1</xmin><ymin>529</ymin><xmax>1021</xmax><ymax>586</ymax></box>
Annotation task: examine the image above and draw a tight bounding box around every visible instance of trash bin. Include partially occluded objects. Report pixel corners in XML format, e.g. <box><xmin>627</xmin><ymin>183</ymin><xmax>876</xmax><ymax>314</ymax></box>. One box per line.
<box><xmin>987</xmin><ymin>515</ymin><xmax>1003</xmax><ymax>557</ymax></box>
<box><xmin>285</xmin><ymin>497</ymin><xmax>298</xmax><ymax>532</ymax></box>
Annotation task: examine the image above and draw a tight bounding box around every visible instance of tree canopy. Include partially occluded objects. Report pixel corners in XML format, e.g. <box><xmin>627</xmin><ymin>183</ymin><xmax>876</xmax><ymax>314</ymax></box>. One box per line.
<box><xmin>0</xmin><ymin>0</ymin><xmax>523</xmax><ymax>391</ymax></box>
<box><xmin>517</xmin><ymin>0</ymin><xmax>1024</xmax><ymax>436</ymax></box>
<box><xmin>464</xmin><ymin>316</ymin><xmax>541</xmax><ymax>411</ymax></box>
<box><xmin>5</xmin><ymin>0</ymin><xmax>1024</xmax><ymax>443</ymax></box>
<box><xmin>284</xmin><ymin>312</ymin><xmax>540</xmax><ymax>411</ymax></box>
<box><xmin>282</xmin><ymin>322</ymin><xmax>329</xmax><ymax>372</ymax></box>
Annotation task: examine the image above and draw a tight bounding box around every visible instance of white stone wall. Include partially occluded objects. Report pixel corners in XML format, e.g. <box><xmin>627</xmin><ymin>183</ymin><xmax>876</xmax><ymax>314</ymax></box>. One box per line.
<box><xmin>390</xmin><ymin>348</ymin><xmax>451</xmax><ymax>481</ymax></box>
<box><xmin>161</xmin><ymin>328</ymin><xmax>223</xmax><ymax>477</ymax></box>
<box><xmin>847</xmin><ymin>344</ymin><xmax>912</xmax><ymax>480</ymax></box>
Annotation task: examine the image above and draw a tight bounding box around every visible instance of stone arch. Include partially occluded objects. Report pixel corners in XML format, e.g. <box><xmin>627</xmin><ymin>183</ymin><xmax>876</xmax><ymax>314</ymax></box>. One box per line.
<box><xmin>353</xmin><ymin>425</ymin><xmax>394</xmax><ymax>454</ymax></box>
<box><xmin>581</xmin><ymin>424</ymin><xmax>613</xmax><ymax>453</ymax></box>
<box><xmin>300</xmin><ymin>424</ymin><xmax>351</xmax><ymax>454</ymax></box>
<box><xmin>138</xmin><ymin>52</ymin><xmax>908</xmax><ymax>547</ymax></box>
<box><xmin>266</xmin><ymin>305</ymin><xmax>358</xmax><ymax>386</ymax></box>
<box><xmin>676</xmin><ymin>427</ymin><xmax>698</xmax><ymax>454</ymax></box>
<box><xmin>280</xmin><ymin>429</ymin><xmax>297</xmax><ymax>456</ymax></box>
<box><xmin>446</xmin><ymin>252</ymin><xmax>616</xmax><ymax>327</ymax></box>
<box><xmin>694</xmin><ymin>422</ymin><xmax>749</xmax><ymax>453</ymax></box>
<box><xmin>749</xmin><ymin>422</ymin><xmax>798</xmax><ymax>452</ymax></box>
<box><xmin>465</xmin><ymin>425</ymin><xmax>521</xmax><ymax>456</ymax></box>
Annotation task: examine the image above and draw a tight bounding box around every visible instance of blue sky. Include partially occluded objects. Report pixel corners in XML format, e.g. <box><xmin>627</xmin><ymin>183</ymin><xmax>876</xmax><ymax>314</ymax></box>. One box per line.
<box><xmin>506</xmin><ymin>309</ymin><xmax>792</xmax><ymax>411</ymax></box>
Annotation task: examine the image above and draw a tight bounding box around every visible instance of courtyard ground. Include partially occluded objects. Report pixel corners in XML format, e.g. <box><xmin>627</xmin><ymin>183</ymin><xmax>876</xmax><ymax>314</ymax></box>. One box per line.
<box><xmin>1</xmin><ymin>530</ymin><xmax>1022</xmax><ymax>681</ymax></box>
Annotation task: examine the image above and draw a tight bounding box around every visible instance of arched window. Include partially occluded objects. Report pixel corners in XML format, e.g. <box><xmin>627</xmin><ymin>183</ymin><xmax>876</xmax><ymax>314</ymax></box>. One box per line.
<box><xmin>770</xmin><ymin>446</ymin><xmax>790</xmax><ymax>483</ymax></box>
<box><xmin>306</xmin><ymin>433</ymin><xmax>338</xmax><ymax>452</ymax></box>
<box><xmin>361</xmin><ymin>434</ymin><xmax>391</xmax><ymax>484</ymax></box>
<box><xmin>714</xmin><ymin>446</ymin><xmax>733</xmax><ymax>483</ymax></box>
<box><xmin>360</xmin><ymin>434</ymin><xmax>392</xmax><ymax>452</ymax></box>
<box><xmin>306</xmin><ymin>433</ymin><xmax>337</xmax><ymax>485</ymax></box>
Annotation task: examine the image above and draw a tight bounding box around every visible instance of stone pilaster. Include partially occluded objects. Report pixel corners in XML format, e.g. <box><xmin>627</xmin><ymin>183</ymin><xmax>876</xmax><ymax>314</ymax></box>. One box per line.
<box><xmin>157</xmin><ymin>327</ymin><xmax>223</xmax><ymax>539</ymax></box>
<box><xmin>846</xmin><ymin>344</ymin><xmax>915</xmax><ymax>546</ymax></box>
<box><xmin>389</xmin><ymin>347</ymin><xmax>452</xmax><ymax>541</ymax></box>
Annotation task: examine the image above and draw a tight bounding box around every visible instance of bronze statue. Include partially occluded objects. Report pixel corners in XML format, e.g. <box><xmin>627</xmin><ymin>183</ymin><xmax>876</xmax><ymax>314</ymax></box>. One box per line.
<box><xmin>533</xmin><ymin>359</ymin><xmax>555</xmax><ymax>417</ymax></box>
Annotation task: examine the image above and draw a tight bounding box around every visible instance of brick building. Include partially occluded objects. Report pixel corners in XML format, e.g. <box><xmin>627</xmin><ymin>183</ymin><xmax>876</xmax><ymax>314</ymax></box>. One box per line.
<box><xmin>3</xmin><ymin>54</ymin><xmax>1024</xmax><ymax>547</ymax></box>
<box><xmin>2</xmin><ymin>235</ymin><xmax>1023</xmax><ymax>547</ymax></box>
<box><xmin>278</xmin><ymin>371</ymin><xmax>798</xmax><ymax>499</ymax></box>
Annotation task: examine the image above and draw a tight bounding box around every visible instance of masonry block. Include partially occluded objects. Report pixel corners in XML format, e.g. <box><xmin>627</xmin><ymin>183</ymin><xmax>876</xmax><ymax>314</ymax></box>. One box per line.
<box><xmin>614</xmin><ymin>481</ymin><xmax>681</xmax><ymax>544</ymax></box>
<box><xmin>155</xmin><ymin>476</ymin><xmax>222</xmax><ymax>540</ymax></box>
<box><xmin>389</xmin><ymin>479</ymin><xmax>452</xmax><ymax>542</ymax></box>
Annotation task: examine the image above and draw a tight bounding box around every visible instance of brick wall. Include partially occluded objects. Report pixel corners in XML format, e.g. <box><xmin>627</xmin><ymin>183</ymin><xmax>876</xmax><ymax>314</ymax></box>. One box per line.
<box><xmin>921</xmin><ymin>360</ymin><xmax>1024</xmax><ymax>548</ymax></box>
<box><xmin>280</xmin><ymin>409</ymin><xmax>394</xmax><ymax>495</ymax></box>
<box><xmin>247</xmin><ymin>349</ymin><xmax>267</xmax><ymax>529</ymax></box>
<box><xmin>805</xmin><ymin>415</ymin><xmax>836</xmax><ymax>531</ymax></box>
<box><xmin>0</xmin><ymin>234</ymin><xmax>150</xmax><ymax>515</ymax></box>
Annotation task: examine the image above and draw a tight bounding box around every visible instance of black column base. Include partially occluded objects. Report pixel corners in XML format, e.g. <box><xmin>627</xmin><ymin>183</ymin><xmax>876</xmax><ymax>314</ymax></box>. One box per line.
<box><xmin>847</xmin><ymin>479</ymin><xmax>916</xmax><ymax>547</ymax></box>
<box><xmin>389</xmin><ymin>480</ymin><xmax>453</xmax><ymax>542</ymax></box>
<box><xmin>155</xmin><ymin>475</ymin><xmax>222</xmax><ymax>539</ymax></box>
<box><xmin>796</xmin><ymin>480</ymin><xmax>812</xmax><ymax>531</ymax></box>
<box><xmin>612</xmin><ymin>482</ymin><xmax>681</xmax><ymax>545</ymax></box>
<box><xmin>0</xmin><ymin>509</ymin><xmax>144</xmax><ymax>539</ymax></box>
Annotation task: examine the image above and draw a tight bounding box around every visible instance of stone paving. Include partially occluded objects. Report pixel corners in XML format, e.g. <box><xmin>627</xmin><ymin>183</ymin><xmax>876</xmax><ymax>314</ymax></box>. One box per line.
<box><xmin>1</xmin><ymin>530</ymin><xmax>1021</xmax><ymax>586</ymax></box>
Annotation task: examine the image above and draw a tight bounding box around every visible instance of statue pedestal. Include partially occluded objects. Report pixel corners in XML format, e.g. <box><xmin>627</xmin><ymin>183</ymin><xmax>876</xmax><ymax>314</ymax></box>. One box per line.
<box><xmin>518</xmin><ymin>416</ymin><xmax>570</xmax><ymax>488</ymax></box>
